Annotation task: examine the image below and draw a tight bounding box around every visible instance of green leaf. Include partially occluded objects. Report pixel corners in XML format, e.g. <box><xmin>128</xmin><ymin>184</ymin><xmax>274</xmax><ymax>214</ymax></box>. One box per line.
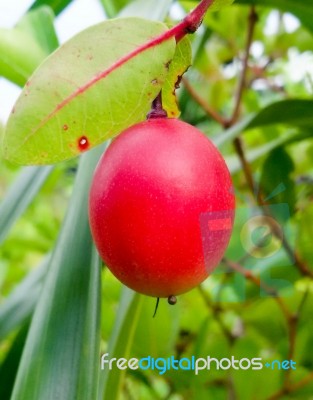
<box><xmin>235</xmin><ymin>0</ymin><xmax>313</xmax><ymax>34</ymax></box>
<box><xmin>100</xmin><ymin>0</ymin><xmax>130</xmax><ymax>18</ymax></box>
<box><xmin>297</xmin><ymin>204</ymin><xmax>313</xmax><ymax>266</ymax></box>
<box><xmin>11</xmin><ymin>145</ymin><xmax>104</xmax><ymax>400</ymax></box>
<box><xmin>225</xmin><ymin>129</ymin><xmax>309</xmax><ymax>173</ymax></box>
<box><xmin>0</xmin><ymin>7</ymin><xmax>58</xmax><ymax>86</ymax></box>
<box><xmin>163</xmin><ymin>36</ymin><xmax>192</xmax><ymax>118</ymax></box>
<box><xmin>0</xmin><ymin>323</ymin><xmax>29</xmax><ymax>400</ymax></box>
<box><xmin>213</xmin><ymin>114</ymin><xmax>254</xmax><ymax>147</ymax></box>
<box><xmin>131</xmin><ymin>297</ymin><xmax>180</xmax><ymax>358</ymax></box>
<box><xmin>213</xmin><ymin>99</ymin><xmax>313</xmax><ymax>149</ymax></box>
<box><xmin>29</xmin><ymin>0</ymin><xmax>73</xmax><ymax>16</ymax></box>
<box><xmin>98</xmin><ymin>288</ymin><xmax>143</xmax><ymax>400</ymax></box>
<box><xmin>16</xmin><ymin>6</ymin><xmax>59</xmax><ymax>55</ymax></box>
<box><xmin>260</xmin><ymin>147</ymin><xmax>296</xmax><ymax>222</ymax></box>
<box><xmin>247</xmin><ymin>99</ymin><xmax>313</xmax><ymax>130</ymax></box>
<box><xmin>0</xmin><ymin>258</ymin><xmax>48</xmax><ymax>341</ymax></box>
<box><xmin>3</xmin><ymin>18</ymin><xmax>176</xmax><ymax>165</ymax></box>
<box><xmin>0</xmin><ymin>166</ymin><xmax>53</xmax><ymax>245</ymax></box>
<box><xmin>180</xmin><ymin>0</ymin><xmax>235</xmax><ymax>13</ymax></box>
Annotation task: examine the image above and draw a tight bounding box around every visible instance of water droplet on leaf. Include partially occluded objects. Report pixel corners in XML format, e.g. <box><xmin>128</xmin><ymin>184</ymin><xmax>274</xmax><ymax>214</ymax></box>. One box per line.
<box><xmin>78</xmin><ymin>136</ymin><xmax>89</xmax><ymax>151</ymax></box>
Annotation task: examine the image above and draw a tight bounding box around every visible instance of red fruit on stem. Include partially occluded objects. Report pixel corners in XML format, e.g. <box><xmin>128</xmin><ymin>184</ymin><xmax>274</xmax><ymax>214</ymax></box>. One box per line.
<box><xmin>89</xmin><ymin>118</ymin><xmax>235</xmax><ymax>297</ymax></box>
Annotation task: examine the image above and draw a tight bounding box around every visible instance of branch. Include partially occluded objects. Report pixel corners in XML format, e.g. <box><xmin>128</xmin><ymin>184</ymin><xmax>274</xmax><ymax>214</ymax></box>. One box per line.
<box><xmin>162</xmin><ymin>0</ymin><xmax>215</xmax><ymax>43</ymax></box>
<box><xmin>267</xmin><ymin>371</ymin><xmax>313</xmax><ymax>400</ymax></box>
<box><xmin>182</xmin><ymin>77</ymin><xmax>227</xmax><ymax>125</ymax></box>
<box><xmin>174</xmin><ymin>0</ymin><xmax>215</xmax><ymax>42</ymax></box>
<box><xmin>222</xmin><ymin>258</ymin><xmax>292</xmax><ymax>320</ymax></box>
<box><xmin>228</xmin><ymin>6</ymin><xmax>258</xmax><ymax>126</ymax></box>
<box><xmin>198</xmin><ymin>285</ymin><xmax>236</xmax><ymax>344</ymax></box>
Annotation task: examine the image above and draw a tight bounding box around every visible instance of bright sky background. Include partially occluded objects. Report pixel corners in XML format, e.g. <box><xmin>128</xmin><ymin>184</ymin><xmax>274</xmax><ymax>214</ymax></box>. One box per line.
<box><xmin>0</xmin><ymin>0</ymin><xmax>311</xmax><ymax>124</ymax></box>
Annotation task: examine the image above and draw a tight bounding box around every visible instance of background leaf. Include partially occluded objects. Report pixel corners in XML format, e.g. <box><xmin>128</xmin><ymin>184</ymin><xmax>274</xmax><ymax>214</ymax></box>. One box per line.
<box><xmin>100</xmin><ymin>0</ymin><xmax>130</xmax><ymax>19</ymax></box>
<box><xmin>3</xmin><ymin>18</ymin><xmax>176</xmax><ymax>165</ymax></box>
<box><xmin>260</xmin><ymin>147</ymin><xmax>296</xmax><ymax>221</ymax></box>
<box><xmin>0</xmin><ymin>323</ymin><xmax>29</xmax><ymax>400</ymax></box>
<box><xmin>180</xmin><ymin>0</ymin><xmax>235</xmax><ymax>12</ymax></box>
<box><xmin>99</xmin><ymin>289</ymin><xmax>143</xmax><ymax>400</ymax></box>
<box><xmin>16</xmin><ymin>6</ymin><xmax>59</xmax><ymax>54</ymax></box>
<box><xmin>29</xmin><ymin>0</ymin><xmax>73</xmax><ymax>16</ymax></box>
<box><xmin>247</xmin><ymin>99</ymin><xmax>313</xmax><ymax>129</ymax></box>
<box><xmin>0</xmin><ymin>258</ymin><xmax>48</xmax><ymax>340</ymax></box>
<box><xmin>11</xmin><ymin>145</ymin><xmax>104</xmax><ymax>400</ymax></box>
<box><xmin>0</xmin><ymin>6</ymin><xmax>58</xmax><ymax>86</ymax></box>
<box><xmin>235</xmin><ymin>0</ymin><xmax>313</xmax><ymax>34</ymax></box>
<box><xmin>0</xmin><ymin>166</ymin><xmax>53</xmax><ymax>245</ymax></box>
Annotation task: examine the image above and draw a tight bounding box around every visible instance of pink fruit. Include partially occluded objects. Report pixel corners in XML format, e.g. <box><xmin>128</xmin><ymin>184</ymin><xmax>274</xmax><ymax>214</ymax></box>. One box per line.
<box><xmin>89</xmin><ymin>118</ymin><xmax>235</xmax><ymax>297</ymax></box>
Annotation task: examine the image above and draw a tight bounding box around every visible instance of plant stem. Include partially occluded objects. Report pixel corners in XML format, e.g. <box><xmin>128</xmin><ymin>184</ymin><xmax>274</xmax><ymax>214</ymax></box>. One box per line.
<box><xmin>147</xmin><ymin>92</ymin><xmax>167</xmax><ymax>119</ymax></box>
<box><xmin>174</xmin><ymin>0</ymin><xmax>215</xmax><ymax>42</ymax></box>
<box><xmin>143</xmin><ymin>0</ymin><xmax>214</xmax><ymax>44</ymax></box>
<box><xmin>228</xmin><ymin>6</ymin><xmax>258</xmax><ymax>126</ymax></box>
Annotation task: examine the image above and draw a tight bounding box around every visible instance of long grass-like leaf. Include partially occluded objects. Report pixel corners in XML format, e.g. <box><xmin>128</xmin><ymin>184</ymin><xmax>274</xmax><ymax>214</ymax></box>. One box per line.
<box><xmin>11</xmin><ymin>144</ymin><xmax>105</xmax><ymax>400</ymax></box>
<box><xmin>0</xmin><ymin>166</ymin><xmax>53</xmax><ymax>245</ymax></box>
<box><xmin>0</xmin><ymin>323</ymin><xmax>29</xmax><ymax>400</ymax></box>
<box><xmin>0</xmin><ymin>257</ymin><xmax>49</xmax><ymax>341</ymax></box>
<box><xmin>99</xmin><ymin>288</ymin><xmax>143</xmax><ymax>400</ymax></box>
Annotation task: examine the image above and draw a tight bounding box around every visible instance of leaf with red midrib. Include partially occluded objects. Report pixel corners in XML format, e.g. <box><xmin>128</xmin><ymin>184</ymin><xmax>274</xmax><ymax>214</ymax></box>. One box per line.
<box><xmin>2</xmin><ymin>17</ymin><xmax>176</xmax><ymax>165</ymax></box>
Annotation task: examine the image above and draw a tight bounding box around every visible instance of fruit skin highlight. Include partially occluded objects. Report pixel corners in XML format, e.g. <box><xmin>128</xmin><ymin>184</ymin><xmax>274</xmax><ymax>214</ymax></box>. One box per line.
<box><xmin>89</xmin><ymin>118</ymin><xmax>235</xmax><ymax>297</ymax></box>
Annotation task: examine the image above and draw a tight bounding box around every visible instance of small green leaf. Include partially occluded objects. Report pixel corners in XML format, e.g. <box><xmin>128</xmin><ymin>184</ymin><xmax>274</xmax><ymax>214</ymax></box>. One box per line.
<box><xmin>260</xmin><ymin>147</ymin><xmax>296</xmax><ymax>222</ymax></box>
<box><xmin>180</xmin><ymin>0</ymin><xmax>235</xmax><ymax>13</ymax></box>
<box><xmin>3</xmin><ymin>18</ymin><xmax>176</xmax><ymax>165</ymax></box>
<box><xmin>163</xmin><ymin>36</ymin><xmax>192</xmax><ymax>118</ymax></box>
<box><xmin>100</xmin><ymin>0</ymin><xmax>130</xmax><ymax>18</ymax></box>
<box><xmin>210</xmin><ymin>0</ymin><xmax>235</xmax><ymax>10</ymax></box>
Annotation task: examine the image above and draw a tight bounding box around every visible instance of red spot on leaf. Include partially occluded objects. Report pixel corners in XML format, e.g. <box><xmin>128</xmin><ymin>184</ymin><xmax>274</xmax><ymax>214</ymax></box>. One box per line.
<box><xmin>78</xmin><ymin>136</ymin><xmax>89</xmax><ymax>152</ymax></box>
<box><xmin>63</xmin><ymin>124</ymin><xmax>69</xmax><ymax>131</ymax></box>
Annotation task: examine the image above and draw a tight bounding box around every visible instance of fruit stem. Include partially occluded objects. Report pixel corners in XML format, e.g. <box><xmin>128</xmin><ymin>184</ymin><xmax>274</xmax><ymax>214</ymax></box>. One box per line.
<box><xmin>153</xmin><ymin>297</ymin><xmax>160</xmax><ymax>318</ymax></box>
<box><xmin>147</xmin><ymin>92</ymin><xmax>167</xmax><ymax>119</ymax></box>
<box><xmin>146</xmin><ymin>1</ymin><xmax>214</xmax><ymax>120</ymax></box>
